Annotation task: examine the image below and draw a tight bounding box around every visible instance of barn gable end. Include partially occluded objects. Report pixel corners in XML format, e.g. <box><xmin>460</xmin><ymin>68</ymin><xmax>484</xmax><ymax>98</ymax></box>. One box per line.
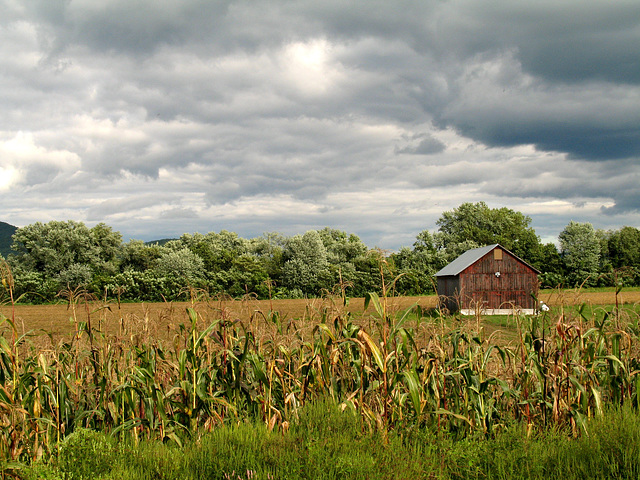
<box><xmin>435</xmin><ymin>244</ymin><xmax>540</xmax><ymax>315</ymax></box>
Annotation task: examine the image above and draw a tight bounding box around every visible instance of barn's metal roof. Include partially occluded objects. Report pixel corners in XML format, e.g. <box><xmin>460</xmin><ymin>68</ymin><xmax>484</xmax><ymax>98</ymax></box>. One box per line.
<box><xmin>434</xmin><ymin>244</ymin><xmax>499</xmax><ymax>277</ymax></box>
<box><xmin>434</xmin><ymin>244</ymin><xmax>540</xmax><ymax>277</ymax></box>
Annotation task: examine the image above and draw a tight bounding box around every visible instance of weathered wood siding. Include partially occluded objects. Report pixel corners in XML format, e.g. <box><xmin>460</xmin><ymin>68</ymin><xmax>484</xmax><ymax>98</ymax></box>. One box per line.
<box><xmin>458</xmin><ymin>248</ymin><xmax>538</xmax><ymax>310</ymax></box>
<box><xmin>436</xmin><ymin>276</ymin><xmax>460</xmax><ymax>312</ymax></box>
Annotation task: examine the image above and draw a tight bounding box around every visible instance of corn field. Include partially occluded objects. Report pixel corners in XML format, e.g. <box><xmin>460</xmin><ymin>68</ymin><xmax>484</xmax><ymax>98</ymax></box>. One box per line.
<box><xmin>1</xmin><ymin>266</ymin><xmax>640</xmax><ymax>469</ymax></box>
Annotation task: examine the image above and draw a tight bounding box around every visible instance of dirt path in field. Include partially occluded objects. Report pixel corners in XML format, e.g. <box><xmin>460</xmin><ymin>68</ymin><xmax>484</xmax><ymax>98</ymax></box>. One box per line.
<box><xmin>1</xmin><ymin>290</ymin><xmax>638</xmax><ymax>339</ymax></box>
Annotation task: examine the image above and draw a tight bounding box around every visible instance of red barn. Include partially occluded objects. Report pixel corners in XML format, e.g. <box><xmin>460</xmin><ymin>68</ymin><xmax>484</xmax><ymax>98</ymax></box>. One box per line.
<box><xmin>435</xmin><ymin>244</ymin><xmax>540</xmax><ymax>314</ymax></box>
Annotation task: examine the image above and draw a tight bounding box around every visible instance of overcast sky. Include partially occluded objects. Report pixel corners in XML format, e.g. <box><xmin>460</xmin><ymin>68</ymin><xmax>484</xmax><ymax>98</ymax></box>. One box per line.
<box><xmin>1</xmin><ymin>0</ymin><xmax>639</xmax><ymax>249</ymax></box>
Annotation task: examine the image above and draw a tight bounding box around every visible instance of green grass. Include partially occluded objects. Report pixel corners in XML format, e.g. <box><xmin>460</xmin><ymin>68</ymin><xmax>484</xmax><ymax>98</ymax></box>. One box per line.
<box><xmin>483</xmin><ymin>302</ymin><xmax>640</xmax><ymax>330</ymax></box>
<box><xmin>539</xmin><ymin>286</ymin><xmax>640</xmax><ymax>294</ymax></box>
<box><xmin>19</xmin><ymin>402</ymin><xmax>640</xmax><ymax>480</ymax></box>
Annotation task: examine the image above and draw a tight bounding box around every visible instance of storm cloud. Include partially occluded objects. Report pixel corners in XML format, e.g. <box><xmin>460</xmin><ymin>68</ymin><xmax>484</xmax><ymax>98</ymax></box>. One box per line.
<box><xmin>1</xmin><ymin>0</ymin><xmax>638</xmax><ymax>248</ymax></box>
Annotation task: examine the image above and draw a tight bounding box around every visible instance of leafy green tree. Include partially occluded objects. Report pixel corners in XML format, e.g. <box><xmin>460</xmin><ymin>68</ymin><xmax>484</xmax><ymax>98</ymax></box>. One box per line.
<box><xmin>434</xmin><ymin>202</ymin><xmax>541</xmax><ymax>264</ymax></box>
<box><xmin>440</xmin><ymin>239</ymin><xmax>482</xmax><ymax>263</ymax></box>
<box><xmin>11</xmin><ymin>221</ymin><xmax>97</xmax><ymax>277</ymax></box>
<box><xmin>119</xmin><ymin>240</ymin><xmax>165</xmax><ymax>272</ymax></box>
<box><xmin>413</xmin><ymin>230</ymin><xmax>437</xmax><ymax>254</ymax></box>
<box><xmin>317</xmin><ymin>227</ymin><xmax>368</xmax><ymax>264</ymax></box>
<box><xmin>227</xmin><ymin>254</ymin><xmax>270</xmax><ymax>297</ymax></box>
<box><xmin>535</xmin><ymin>242</ymin><xmax>565</xmax><ymax>288</ymax></box>
<box><xmin>7</xmin><ymin>266</ymin><xmax>59</xmax><ymax>303</ymax></box>
<box><xmin>178</xmin><ymin>231</ymin><xmax>249</xmax><ymax>273</ymax></box>
<box><xmin>607</xmin><ymin>226</ymin><xmax>640</xmax><ymax>270</ymax></box>
<box><xmin>602</xmin><ymin>226</ymin><xmax>640</xmax><ymax>286</ymax></box>
<box><xmin>90</xmin><ymin>223</ymin><xmax>122</xmax><ymax>267</ymax></box>
<box><xmin>282</xmin><ymin>230</ymin><xmax>330</xmax><ymax>296</ymax></box>
<box><xmin>249</xmin><ymin>232</ymin><xmax>286</xmax><ymax>281</ymax></box>
<box><xmin>390</xmin><ymin>247</ymin><xmax>431</xmax><ymax>294</ymax></box>
<box><xmin>106</xmin><ymin>270</ymin><xmax>168</xmax><ymax>302</ymax></box>
<box><xmin>154</xmin><ymin>248</ymin><xmax>205</xmax><ymax>284</ymax></box>
<box><xmin>58</xmin><ymin>263</ymin><xmax>94</xmax><ymax>288</ymax></box>
<box><xmin>316</xmin><ymin>227</ymin><xmax>370</xmax><ymax>293</ymax></box>
<box><xmin>175</xmin><ymin>231</ymin><xmax>276</xmax><ymax>297</ymax></box>
<box><xmin>391</xmin><ymin>231</ymin><xmax>448</xmax><ymax>295</ymax></box>
<box><xmin>10</xmin><ymin>220</ymin><xmax>122</xmax><ymax>296</ymax></box>
<box><xmin>559</xmin><ymin>221</ymin><xmax>601</xmax><ymax>286</ymax></box>
<box><xmin>351</xmin><ymin>249</ymin><xmax>392</xmax><ymax>296</ymax></box>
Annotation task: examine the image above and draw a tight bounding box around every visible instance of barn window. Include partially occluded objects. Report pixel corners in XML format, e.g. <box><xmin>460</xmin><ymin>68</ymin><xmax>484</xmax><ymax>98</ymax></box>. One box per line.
<box><xmin>494</xmin><ymin>249</ymin><xmax>503</xmax><ymax>260</ymax></box>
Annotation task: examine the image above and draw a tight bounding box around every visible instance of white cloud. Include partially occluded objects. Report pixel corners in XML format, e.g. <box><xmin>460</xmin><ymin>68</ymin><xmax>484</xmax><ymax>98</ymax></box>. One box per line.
<box><xmin>0</xmin><ymin>132</ymin><xmax>82</xmax><ymax>187</ymax></box>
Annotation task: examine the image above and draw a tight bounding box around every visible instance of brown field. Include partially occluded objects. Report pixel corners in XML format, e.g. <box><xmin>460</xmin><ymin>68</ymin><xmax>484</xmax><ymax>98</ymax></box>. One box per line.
<box><xmin>0</xmin><ymin>295</ymin><xmax>436</xmax><ymax>339</ymax></box>
<box><xmin>2</xmin><ymin>289</ymin><xmax>639</xmax><ymax>340</ymax></box>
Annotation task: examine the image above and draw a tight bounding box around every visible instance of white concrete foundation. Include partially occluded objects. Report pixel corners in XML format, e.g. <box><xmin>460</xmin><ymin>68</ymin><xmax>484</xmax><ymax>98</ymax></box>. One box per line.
<box><xmin>460</xmin><ymin>308</ymin><xmax>536</xmax><ymax>316</ymax></box>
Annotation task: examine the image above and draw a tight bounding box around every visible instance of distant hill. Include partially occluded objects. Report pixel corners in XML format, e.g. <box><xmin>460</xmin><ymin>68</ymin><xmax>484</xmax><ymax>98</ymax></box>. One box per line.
<box><xmin>145</xmin><ymin>238</ymin><xmax>177</xmax><ymax>247</ymax></box>
<box><xmin>0</xmin><ymin>221</ymin><xmax>17</xmax><ymax>258</ymax></box>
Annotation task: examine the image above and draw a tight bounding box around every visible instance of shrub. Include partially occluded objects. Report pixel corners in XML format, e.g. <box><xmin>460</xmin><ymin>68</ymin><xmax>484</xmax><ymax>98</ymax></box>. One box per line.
<box><xmin>58</xmin><ymin>429</ymin><xmax>116</xmax><ymax>480</ymax></box>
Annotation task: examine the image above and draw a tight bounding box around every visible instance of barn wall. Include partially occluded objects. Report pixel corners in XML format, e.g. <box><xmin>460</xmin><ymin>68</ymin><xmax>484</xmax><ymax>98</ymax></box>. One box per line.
<box><xmin>458</xmin><ymin>249</ymin><xmax>538</xmax><ymax>311</ymax></box>
<box><xmin>436</xmin><ymin>276</ymin><xmax>460</xmax><ymax>312</ymax></box>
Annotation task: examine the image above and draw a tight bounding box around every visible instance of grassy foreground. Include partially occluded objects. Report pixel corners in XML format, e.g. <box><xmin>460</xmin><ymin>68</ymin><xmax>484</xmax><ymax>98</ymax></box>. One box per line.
<box><xmin>19</xmin><ymin>401</ymin><xmax>640</xmax><ymax>480</ymax></box>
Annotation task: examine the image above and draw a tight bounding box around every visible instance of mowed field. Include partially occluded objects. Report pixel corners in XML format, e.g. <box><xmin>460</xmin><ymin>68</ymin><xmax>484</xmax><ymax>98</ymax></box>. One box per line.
<box><xmin>2</xmin><ymin>289</ymin><xmax>640</xmax><ymax>339</ymax></box>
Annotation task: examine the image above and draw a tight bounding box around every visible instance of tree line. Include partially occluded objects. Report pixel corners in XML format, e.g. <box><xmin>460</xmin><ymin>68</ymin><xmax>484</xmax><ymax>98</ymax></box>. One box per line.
<box><xmin>2</xmin><ymin>202</ymin><xmax>639</xmax><ymax>303</ymax></box>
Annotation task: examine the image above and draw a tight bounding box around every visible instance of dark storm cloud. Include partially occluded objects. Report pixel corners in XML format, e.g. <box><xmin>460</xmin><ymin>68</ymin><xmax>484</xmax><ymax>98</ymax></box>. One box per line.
<box><xmin>497</xmin><ymin>3</ymin><xmax>640</xmax><ymax>85</ymax></box>
<box><xmin>428</xmin><ymin>1</ymin><xmax>640</xmax><ymax>163</ymax></box>
<box><xmin>23</xmin><ymin>0</ymin><xmax>232</xmax><ymax>56</ymax></box>
<box><xmin>438</xmin><ymin>57</ymin><xmax>640</xmax><ymax>162</ymax></box>
<box><xmin>602</xmin><ymin>194</ymin><xmax>640</xmax><ymax>216</ymax></box>
<box><xmin>424</xmin><ymin>1</ymin><xmax>640</xmax><ymax>82</ymax></box>
<box><xmin>396</xmin><ymin>133</ymin><xmax>446</xmax><ymax>155</ymax></box>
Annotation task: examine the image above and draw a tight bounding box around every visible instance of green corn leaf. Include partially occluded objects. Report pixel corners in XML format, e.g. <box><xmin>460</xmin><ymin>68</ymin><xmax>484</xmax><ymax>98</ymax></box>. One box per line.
<box><xmin>434</xmin><ymin>408</ymin><xmax>473</xmax><ymax>426</ymax></box>
<box><xmin>482</xmin><ymin>346</ymin><xmax>495</xmax><ymax>370</ymax></box>
<box><xmin>590</xmin><ymin>386</ymin><xmax>603</xmax><ymax>416</ymax></box>
<box><xmin>600</xmin><ymin>354</ymin><xmax>626</xmax><ymax>370</ymax></box>
<box><xmin>315</xmin><ymin>323</ymin><xmax>337</xmax><ymax>342</ymax></box>
<box><xmin>392</xmin><ymin>303</ymin><xmax>418</xmax><ymax>336</ymax></box>
<box><xmin>194</xmin><ymin>319</ymin><xmax>222</xmax><ymax>350</ymax></box>
<box><xmin>364</xmin><ymin>292</ymin><xmax>384</xmax><ymax>319</ymax></box>
<box><xmin>111</xmin><ymin>418</ymin><xmax>142</xmax><ymax>436</ymax></box>
<box><xmin>0</xmin><ymin>336</ymin><xmax>12</xmax><ymax>356</ymax></box>
<box><xmin>358</xmin><ymin>330</ymin><xmax>386</xmax><ymax>373</ymax></box>
<box><xmin>403</xmin><ymin>370</ymin><xmax>422</xmax><ymax>415</ymax></box>
<box><xmin>568</xmin><ymin>375</ymin><xmax>587</xmax><ymax>396</ymax></box>
<box><xmin>165</xmin><ymin>431</ymin><xmax>183</xmax><ymax>447</ymax></box>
